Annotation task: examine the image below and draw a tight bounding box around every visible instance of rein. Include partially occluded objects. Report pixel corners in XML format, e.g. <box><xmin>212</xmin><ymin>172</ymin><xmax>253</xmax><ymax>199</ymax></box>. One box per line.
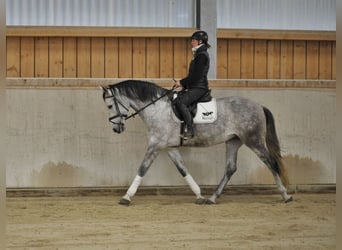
<box><xmin>125</xmin><ymin>85</ymin><xmax>176</xmax><ymax>120</ymax></box>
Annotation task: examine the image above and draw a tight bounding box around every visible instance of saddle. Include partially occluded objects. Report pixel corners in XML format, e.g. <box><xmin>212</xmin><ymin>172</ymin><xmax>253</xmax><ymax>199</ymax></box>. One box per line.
<box><xmin>171</xmin><ymin>89</ymin><xmax>217</xmax><ymax>124</ymax></box>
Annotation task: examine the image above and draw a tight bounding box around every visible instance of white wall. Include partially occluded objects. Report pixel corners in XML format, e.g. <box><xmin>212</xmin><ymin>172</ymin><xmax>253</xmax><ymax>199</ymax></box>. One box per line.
<box><xmin>6</xmin><ymin>0</ymin><xmax>195</xmax><ymax>27</ymax></box>
<box><xmin>6</xmin><ymin>87</ymin><xmax>336</xmax><ymax>188</ymax></box>
<box><xmin>217</xmin><ymin>0</ymin><xmax>336</xmax><ymax>30</ymax></box>
<box><xmin>6</xmin><ymin>0</ymin><xmax>336</xmax><ymax>31</ymax></box>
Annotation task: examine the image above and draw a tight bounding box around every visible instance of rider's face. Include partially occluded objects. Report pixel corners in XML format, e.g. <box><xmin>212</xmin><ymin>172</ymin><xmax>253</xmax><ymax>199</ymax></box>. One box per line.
<box><xmin>191</xmin><ymin>39</ymin><xmax>200</xmax><ymax>48</ymax></box>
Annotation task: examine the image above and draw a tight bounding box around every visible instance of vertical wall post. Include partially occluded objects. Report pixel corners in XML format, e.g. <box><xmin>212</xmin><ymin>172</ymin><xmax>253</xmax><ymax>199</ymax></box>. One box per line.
<box><xmin>0</xmin><ymin>0</ymin><xmax>6</xmax><ymax>246</ymax></box>
<box><xmin>199</xmin><ymin>0</ymin><xmax>217</xmax><ymax>79</ymax></box>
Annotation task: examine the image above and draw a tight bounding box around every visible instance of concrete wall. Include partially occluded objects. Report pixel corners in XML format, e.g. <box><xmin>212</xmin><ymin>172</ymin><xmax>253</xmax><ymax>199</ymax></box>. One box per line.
<box><xmin>6</xmin><ymin>87</ymin><xmax>336</xmax><ymax>188</ymax></box>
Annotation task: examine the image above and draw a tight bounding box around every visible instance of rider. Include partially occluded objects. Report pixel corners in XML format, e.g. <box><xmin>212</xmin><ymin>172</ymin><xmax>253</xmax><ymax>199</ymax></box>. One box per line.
<box><xmin>174</xmin><ymin>30</ymin><xmax>211</xmax><ymax>139</ymax></box>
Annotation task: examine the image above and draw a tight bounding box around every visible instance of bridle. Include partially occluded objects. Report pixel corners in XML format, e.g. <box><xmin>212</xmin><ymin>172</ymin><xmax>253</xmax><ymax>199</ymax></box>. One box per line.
<box><xmin>104</xmin><ymin>88</ymin><xmax>129</xmax><ymax>127</ymax></box>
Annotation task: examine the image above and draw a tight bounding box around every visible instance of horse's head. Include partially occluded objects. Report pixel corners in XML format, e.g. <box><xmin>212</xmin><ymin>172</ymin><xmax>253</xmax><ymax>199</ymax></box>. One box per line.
<box><xmin>100</xmin><ymin>86</ymin><xmax>130</xmax><ymax>134</ymax></box>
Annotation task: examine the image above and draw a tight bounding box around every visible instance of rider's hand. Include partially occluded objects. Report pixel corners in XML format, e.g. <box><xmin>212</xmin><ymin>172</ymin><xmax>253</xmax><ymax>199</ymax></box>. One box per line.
<box><xmin>174</xmin><ymin>80</ymin><xmax>183</xmax><ymax>90</ymax></box>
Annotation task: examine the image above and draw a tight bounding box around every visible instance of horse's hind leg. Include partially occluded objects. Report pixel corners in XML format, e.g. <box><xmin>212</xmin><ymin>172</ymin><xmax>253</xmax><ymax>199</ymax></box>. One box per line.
<box><xmin>207</xmin><ymin>138</ymin><xmax>242</xmax><ymax>204</ymax></box>
<box><xmin>167</xmin><ymin>148</ymin><xmax>205</xmax><ymax>204</ymax></box>
<box><xmin>248</xmin><ymin>143</ymin><xmax>292</xmax><ymax>203</ymax></box>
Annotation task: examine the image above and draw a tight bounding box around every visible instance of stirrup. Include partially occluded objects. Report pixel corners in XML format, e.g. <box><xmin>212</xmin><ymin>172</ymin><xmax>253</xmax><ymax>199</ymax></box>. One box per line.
<box><xmin>182</xmin><ymin>128</ymin><xmax>194</xmax><ymax>140</ymax></box>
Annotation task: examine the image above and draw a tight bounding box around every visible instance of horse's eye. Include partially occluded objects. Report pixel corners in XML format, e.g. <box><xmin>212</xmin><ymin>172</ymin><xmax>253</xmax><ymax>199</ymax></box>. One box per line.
<box><xmin>108</xmin><ymin>105</ymin><xmax>113</xmax><ymax>109</ymax></box>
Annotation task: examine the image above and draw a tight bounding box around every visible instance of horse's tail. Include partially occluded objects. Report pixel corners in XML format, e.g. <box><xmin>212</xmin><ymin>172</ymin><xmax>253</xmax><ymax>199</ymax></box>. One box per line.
<box><xmin>263</xmin><ymin>107</ymin><xmax>289</xmax><ymax>188</ymax></box>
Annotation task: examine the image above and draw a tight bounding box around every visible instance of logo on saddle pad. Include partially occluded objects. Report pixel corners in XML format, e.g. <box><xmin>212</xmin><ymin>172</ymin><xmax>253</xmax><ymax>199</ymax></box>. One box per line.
<box><xmin>193</xmin><ymin>98</ymin><xmax>217</xmax><ymax>124</ymax></box>
<box><xmin>202</xmin><ymin>111</ymin><xmax>213</xmax><ymax>116</ymax></box>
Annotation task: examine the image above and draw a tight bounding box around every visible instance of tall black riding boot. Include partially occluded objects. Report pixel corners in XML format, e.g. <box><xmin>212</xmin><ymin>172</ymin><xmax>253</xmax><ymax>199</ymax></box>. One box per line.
<box><xmin>177</xmin><ymin>103</ymin><xmax>194</xmax><ymax>139</ymax></box>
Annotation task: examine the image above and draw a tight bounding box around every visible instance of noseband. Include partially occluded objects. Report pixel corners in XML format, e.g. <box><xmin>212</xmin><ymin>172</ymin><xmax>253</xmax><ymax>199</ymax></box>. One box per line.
<box><xmin>104</xmin><ymin>88</ymin><xmax>129</xmax><ymax>126</ymax></box>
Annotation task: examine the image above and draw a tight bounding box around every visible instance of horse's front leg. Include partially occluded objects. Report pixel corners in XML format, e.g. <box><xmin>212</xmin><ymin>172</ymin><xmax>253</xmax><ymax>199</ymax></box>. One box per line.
<box><xmin>119</xmin><ymin>145</ymin><xmax>159</xmax><ymax>206</ymax></box>
<box><xmin>167</xmin><ymin>148</ymin><xmax>205</xmax><ymax>204</ymax></box>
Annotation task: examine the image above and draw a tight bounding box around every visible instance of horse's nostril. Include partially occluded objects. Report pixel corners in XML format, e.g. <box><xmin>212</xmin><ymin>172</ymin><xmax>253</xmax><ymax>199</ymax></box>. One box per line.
<box><xmin>113</xmin><ymin>127</ymin><xmax>122</xmax><ymax>134</ymax></box>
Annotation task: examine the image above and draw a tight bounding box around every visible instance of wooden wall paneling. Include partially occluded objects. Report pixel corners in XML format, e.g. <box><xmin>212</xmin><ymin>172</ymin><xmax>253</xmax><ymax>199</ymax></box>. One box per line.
<box><xmin>118</xmin><ymin>38</ymin><xmax>132</xmax><ymax>78</ymax></box>
<box><xmin>77</xmin><ymin>37</ymin><xmax>91</xmax><ymax>78</ymax></box>
<box><xmin>34</xmin><ymin>37</ymin><xmax>49</xmax><ymax>77</ymax></box>
<box><xmin>180</xmin><ymin>42</ymin><xmax>193</xmax><ymax>80</ymax></box>
<box><xmin>241</xmin><ymin>40</ymin><xmax>254</xmax><ymax>79</ymax></box>
<box><xmin>6</xmin><ymin>27</ymin><xmax>336</xmax><ymax>81</ymax></box>
<box><xmin>217</xmin><ymin>28</ymin><xmax>335</xmax><ymax>41</ymax></box>
<box><xmin>227</xmin><ymin>39</ymin><xmax>241</xmax><ymax>79</ymax></box>
<box><xmin>91</xmin><ymin>38</ymin><xmax>105</xmax><ymax>78</ymax></box>
<box><xmin>6</xmin><ymin>37</ymin><xmax>20</xmax><ymax>77</ymax></box>
<box><xmin>8</xmin><ymin>26</ymin><xmax>334</xmax><ymax>41</ymax></box>
<box><xmin>280</xmin><ymin>40</ymin><xmax>294</xmax><ymax>79</ymax></box>
<box><xmin>20</xmin><ymin>37</ymin><xmax>35</xmax><ymax>77</ymax></box>
<box><xmin>63</xmin><ymin>37</ymin><xmax>77</xmax><ymax>77</ymax></box>
<box><xmin>186</xmin><ymin>40</ymin><xmax>192</xmax><ymax>63</ymax></box>
<box><xmin>105</xmin><ymin>38</ymin><xmax>119</xmax><ymax>78</ymax></box>
<box><xmin>185</xmin><ymin>42</ymin><xmax>194</xmax><ymax>78</ymax></box>
<box><xmin>217</xmin><ymin>39</ymin><xmax>228</xmax><ymax>78</ymax></box>
<box><xmin>6</xmin><ymin>26</ymin><xmax>196</xmax><ymax>38</ymax></box>
<box><xmin>319</xmin><ymin>41</ymin><xmax>332</xmax><ymax>80</ymax></box>
<box><xmin>332</xmin><ymin>42</ymin><xmax>336</xmax><ymax>80</ymax></box>
<box><xmin>267</xmin><ymin>40</ymin><xmax>281</xmax><ymax>79</ymax></box>
<box><xmin>254</xmin><ymin>40</ymin><xmax>267</xmax><ymax>79</ymax></box>
<box><xmin>293</xmin><ymin>41</ymin><xmax>306</xmax><ymax>79</ymax></box>
<box><xmin>186</xmin><ymin>44</ymin><xmax>193</xmax><ymax>68</ymax></box>
<box><xmin>159</xmin><ymin>38</ymin><xmax>173</xmax><ymax>78</ymax></box>
<box><xmin>49</xmin><ymin>37</ymin><xmax>63</xmax><ymax>77</ymax></box>
<box><xmin>173</xmin><ymin>38</ymin><xmax>188</xmax><ymax>78</ymax></box>
<box><xmin>132</xmin><ymin>38</ymin><xmax>146</xmax><ymax>78</ymax></box>
<box><xmin>146</xmin><ymin>38</ymin><xmax>160</xmax><ymax>78</ymax></box>
<box><xmin>306</xmin><ymin>41</ymin><xmax>319</xmax><ymax>79</ymax></box>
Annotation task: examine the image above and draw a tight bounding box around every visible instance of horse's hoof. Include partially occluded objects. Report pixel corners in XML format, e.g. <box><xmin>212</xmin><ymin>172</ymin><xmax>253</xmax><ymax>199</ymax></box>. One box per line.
<box><xmin>195</xmin><ymin>198</ymin><xmax>206</xmax><ymax>205</ymax></box>
<box><xmin>205</xmin><ymin>199</ymin><xmax>216</xmax><ymax>205</ymax></box>
<box><xmin>118</xmin><ymin>198</ymin><xmax>131</xmax><ymax>206</ymax></box>
<box><xmin>285</xmin><ymin>196</ymin><xmax>293</xmax><ymax>203</ymax></box>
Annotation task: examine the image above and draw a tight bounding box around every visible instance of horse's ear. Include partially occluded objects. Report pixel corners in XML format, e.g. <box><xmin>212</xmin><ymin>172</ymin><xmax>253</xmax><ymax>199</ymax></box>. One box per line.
<box><xmin>99</xmin><ymin>86</ymin><xmax>112</xmax><ymax>95</ymax></box>
<box><xmin>99</xmin><ymin>86</ymin><xmax>106</xmax><ymax>92</ymax></box>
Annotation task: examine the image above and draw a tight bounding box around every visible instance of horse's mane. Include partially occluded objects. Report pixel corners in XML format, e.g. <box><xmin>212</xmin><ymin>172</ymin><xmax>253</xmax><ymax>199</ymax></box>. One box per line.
<box><xmin>109</xmin><ymin>80</ymin><xmax>168</xmax><ymax>101</ymax></box>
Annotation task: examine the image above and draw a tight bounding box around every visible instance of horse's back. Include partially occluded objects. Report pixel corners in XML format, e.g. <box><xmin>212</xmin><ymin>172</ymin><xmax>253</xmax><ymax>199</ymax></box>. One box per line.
<box><xmin>218</xmin><ymin>96</ymin><xmax>265</xmax><ymax>116</ymax></box>
<box><xmin>216</xmin><ymin>96</ymin><xmax>267</xmax><ymax>138</ymax></box>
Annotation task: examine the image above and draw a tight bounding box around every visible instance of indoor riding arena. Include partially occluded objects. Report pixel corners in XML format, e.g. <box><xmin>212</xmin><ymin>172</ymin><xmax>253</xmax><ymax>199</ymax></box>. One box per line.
<box><xmin>5</xmin><ymin>1</ymin><xmax>336</xmax><ymax>249</ymax></box>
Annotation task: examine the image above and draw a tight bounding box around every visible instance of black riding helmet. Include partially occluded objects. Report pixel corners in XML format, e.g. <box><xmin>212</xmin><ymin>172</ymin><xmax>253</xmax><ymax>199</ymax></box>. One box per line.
<box><xmin>191</xmin><ymin>30</ymin><xmax>211</xmax><ymax>48</ymax></box>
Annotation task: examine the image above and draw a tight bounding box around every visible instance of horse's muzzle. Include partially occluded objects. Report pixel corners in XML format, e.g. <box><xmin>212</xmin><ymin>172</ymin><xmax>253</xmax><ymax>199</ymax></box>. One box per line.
<box><xmin>112</xmin><ymin>124</ymin><xmax>125</xmax><ymax>134</ymax></box>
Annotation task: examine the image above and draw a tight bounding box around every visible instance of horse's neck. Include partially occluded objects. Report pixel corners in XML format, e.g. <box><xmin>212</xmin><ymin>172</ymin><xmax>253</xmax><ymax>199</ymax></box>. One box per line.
<box><xmin>129</xmin><ymin>98</ymin><xmax>170</xmax><ymax>123</ymax></box>
<box><xmin>129</xmin><ymin>99</ymin><xmax>149</xmax><ymax>113</ymax></box>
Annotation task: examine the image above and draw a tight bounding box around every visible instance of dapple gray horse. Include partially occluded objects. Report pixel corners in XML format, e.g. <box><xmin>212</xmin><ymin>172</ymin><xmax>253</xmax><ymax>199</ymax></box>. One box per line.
<box><xmin>101</xmin><ymin>80</ymin><xmax>292</xmax><ymax>206</ymax></box>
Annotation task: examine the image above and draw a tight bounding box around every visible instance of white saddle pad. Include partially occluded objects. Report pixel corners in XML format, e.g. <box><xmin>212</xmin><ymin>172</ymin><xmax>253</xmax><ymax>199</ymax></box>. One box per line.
<box><xmin>193</xmin><ymin>98</ymin><xmax>217</xmax><ymax>124</ymax></box>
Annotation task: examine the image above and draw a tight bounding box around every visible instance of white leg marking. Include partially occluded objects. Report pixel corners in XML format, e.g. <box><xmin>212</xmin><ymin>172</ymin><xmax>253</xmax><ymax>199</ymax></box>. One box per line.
<box><xmin>185</xmin><ymin>174</ymin><xmax>203</xmax><ymax>199</ymax></box>
<box><xmin>122</xmin><ymin>193</ymin><xmax>131</xmax><ymax>201</ymax></box>
<box><xmin>126</xmin><ymin>175</ymin><xmax>142</xmax><ymax>199</ymax></box>
<box><xmin>274</xmin><ymin>175</ymin><xmax>292</xmax><ymax>201</ymax></box>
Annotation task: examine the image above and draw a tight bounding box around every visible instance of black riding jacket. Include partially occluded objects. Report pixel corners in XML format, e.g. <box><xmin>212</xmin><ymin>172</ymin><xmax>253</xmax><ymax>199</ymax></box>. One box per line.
<box><xmin>180</xmin><ymin>45</ymin><xmax>210</xmax><ymax>90</ymax></box>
